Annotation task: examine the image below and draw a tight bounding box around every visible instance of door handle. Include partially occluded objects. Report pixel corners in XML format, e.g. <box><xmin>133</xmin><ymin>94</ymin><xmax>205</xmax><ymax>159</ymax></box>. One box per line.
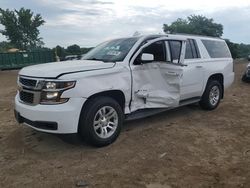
<box><xmin>196</xmin><ymin>65</ymin><xmax>203</xmax><ymax>68</ymax></box>
<box><xmin>166</xmin><ymin>71</ymin><xmax>179</xmax><ymax>76</ymax></box>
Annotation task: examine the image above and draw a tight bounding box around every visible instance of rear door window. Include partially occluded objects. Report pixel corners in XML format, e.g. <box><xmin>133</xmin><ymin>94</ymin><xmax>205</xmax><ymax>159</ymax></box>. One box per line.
<box><xmin>185</xmin><ymin>39</ymin><xmax>200</xmax><ymax>59</ymax></box>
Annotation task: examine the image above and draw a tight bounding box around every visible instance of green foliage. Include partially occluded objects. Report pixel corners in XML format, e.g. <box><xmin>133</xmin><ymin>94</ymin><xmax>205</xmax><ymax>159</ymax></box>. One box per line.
<box><xmin>225</xmin><ymin>39</ymin><xmax>239</xmax><ymax>59</ymax></box>
<box><xmin>225</xmin><ymin>39</ymin><xmax>250</xmax><ymax>59</ymax></box>
<box><xmin>52</xmin><ymin>45</ymin><xmax>66</xmax><ymax>59</ymax></box>
<box><xmin>0</xmin><ymin>41</ymin><xmax>14</xmax><ymax>52</ymax></box>
<box><xmin>66</xmin><ymin>44</ymin><xmax>81</xmax><ymax>55</ymax></box>
<box><xmin>237</xmin><ymin>43</ymin><xmax>250</xmax><ymax>58</ymax></box>
<box><xmin>51</xmin><ymin>45</ymin><xmax>93</xmax><ymax>60</ymax></box>
<box><xmin>163</xmin><ymin>18</ymin><xmax>190</xmax><ymax>34</ymax></box>
<box><xmin>0</xmin><ymin>7</ymin><xmax>45</xmax><ymax>50</ymax></box>
<box><xmin>163</xmin><ymin>15</ymin><xmax>223</xmax><ymax>37</ymax></box>
<box><xmin>163</xmin><ymin>15</ymin><xmax>250</xmax><ymax>59</ymax></box>
<box><xmin>81</xmin><ymin>47</ymin><xmax>93</xmax><ymax>54</ymax></box>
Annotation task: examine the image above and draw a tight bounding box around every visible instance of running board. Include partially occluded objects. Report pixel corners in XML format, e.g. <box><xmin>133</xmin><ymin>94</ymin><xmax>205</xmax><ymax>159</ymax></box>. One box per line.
<box><xmin>179</xmin><ymin>97</ymin><xmax>201</xmax><ymax>106</ymax></box>
<box><xmin>125</xmin><ymin>108</ymin><xmax>169</xmax><ymax>121</ymax></box>
<box><xmin>125</xmin><ymin>97</ymin><xmax>201</xmax><ymax>121</ymax></box>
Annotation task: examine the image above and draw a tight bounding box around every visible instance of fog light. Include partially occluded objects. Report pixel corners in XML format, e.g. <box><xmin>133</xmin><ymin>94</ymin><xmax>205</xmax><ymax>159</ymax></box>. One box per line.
<box><xmin>46</xmin><ymin>92</ymin><xmax>58</xmax><ymax>99</ymax></box>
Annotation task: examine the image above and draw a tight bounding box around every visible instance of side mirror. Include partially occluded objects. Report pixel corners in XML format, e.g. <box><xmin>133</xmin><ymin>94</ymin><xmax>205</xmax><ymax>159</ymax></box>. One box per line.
<box><xmin>141</xmin><ymin>53</ymin><xmax>154</xmax><ymax>62</ymax></box>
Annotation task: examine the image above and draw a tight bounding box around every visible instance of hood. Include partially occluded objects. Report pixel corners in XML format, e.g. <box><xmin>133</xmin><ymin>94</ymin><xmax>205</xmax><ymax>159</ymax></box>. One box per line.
<box><xmin>19</xmin><ymin>60</ymin><xmax>115</xmax><ymax>78</ymax></box>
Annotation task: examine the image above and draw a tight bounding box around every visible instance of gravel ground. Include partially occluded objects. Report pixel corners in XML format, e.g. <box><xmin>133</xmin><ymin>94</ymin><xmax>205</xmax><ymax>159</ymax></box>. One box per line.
<box><xmin>0</xmin><ymin>60</ymin><xmax>250</xmax><ymax>188</ymax></box>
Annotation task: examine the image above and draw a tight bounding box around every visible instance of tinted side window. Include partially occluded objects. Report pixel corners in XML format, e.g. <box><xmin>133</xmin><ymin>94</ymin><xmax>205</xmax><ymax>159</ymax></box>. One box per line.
<box><xmin>143</xmin><ymin>41</ymin><xmax>165</xmax><ymax>61</ymax></box>
<box><xmin>169</xmin><ymin>41</ymin><xmax>182</xmax><ymax>62</ymax></box>
<box><xmin>185</xmin><ymin>40</ymin><xmax>193</xmax><ymax>59</ymax></box>
<box><xmin>185</xmin><ymin>39</ymin><xmax>200</xmax><ymax>59</ymax></box>
<box><xmin>202</xmin><ymin>40</ymin><xmax>231</xmax><ymax>58</ymax></box>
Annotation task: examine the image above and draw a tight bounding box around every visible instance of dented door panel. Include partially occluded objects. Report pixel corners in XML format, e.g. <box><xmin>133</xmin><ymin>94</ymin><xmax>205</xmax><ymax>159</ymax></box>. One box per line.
<box><xmin>129</xmin><ymin>37</ymin><xmax>186</xmax><ymax>112</ymax></box>
<box><xmin>131</xmin><ymin>63</ymin><xmax>183</xmax><ymax>111</ymax></box>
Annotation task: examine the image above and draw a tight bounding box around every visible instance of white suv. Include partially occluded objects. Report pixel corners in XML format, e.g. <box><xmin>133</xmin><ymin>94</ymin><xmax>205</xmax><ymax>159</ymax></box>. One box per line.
<box><xmin>15</xmin><ymin>34</ymin><xmax>235</xmax><ymax>146</ymax></box>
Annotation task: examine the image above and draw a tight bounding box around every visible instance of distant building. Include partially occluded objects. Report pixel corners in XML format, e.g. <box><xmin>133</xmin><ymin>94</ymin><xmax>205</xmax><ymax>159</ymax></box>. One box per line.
<box><xmin>7</xmin><ymin>48</ymin><xmax>20</xmax><ymax>53</ymax></box>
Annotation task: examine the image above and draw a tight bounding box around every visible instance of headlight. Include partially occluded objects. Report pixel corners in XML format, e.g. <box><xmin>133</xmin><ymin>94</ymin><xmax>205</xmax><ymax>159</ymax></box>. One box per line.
<box><xmin>40</xmin><ymin>81</ymin><xmax>76</xmax><ymax>104</ymax></box>
<box><xmin>43</xmin><ymin>81</ymin><xmax>76</xmax><ymax>91</ymax></box>
<box><xmin>45</xmin><ymin>82</ymin><xmax>57</xmax><ymax>90</ymax></box>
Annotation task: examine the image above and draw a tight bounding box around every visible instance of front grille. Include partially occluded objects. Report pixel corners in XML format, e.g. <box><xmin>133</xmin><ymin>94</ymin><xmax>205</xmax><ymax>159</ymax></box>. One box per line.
<box><xmin>19</xmin><ymin>91</ymin><xmax>34</xmax><ymax>104</ymax></box>
<box><xmin>19</xmin><ymin>77</ymin><xmax>37</xmax><ymax>88</ymax></box>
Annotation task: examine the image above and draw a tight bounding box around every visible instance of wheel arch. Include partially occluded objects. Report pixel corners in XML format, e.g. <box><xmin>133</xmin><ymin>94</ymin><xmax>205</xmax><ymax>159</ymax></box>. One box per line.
<box><xmin>78</xmin><ymin>90</ymin><xmax>125</xmax><ymax>146</ymax></box>
<box><xmin>206</xmin><ymin>73</ymin><xmax>224</xmax><ymax>98</ymax></box>
<box><xmin>79</xmin><ymin>90</ymin><xmax>126</xmax><ymax>119</ymax></box>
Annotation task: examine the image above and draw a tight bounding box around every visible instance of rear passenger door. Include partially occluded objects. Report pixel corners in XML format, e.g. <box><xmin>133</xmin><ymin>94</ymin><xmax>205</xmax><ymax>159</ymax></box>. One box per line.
<box><xmin>180</xmin><ymin>39</ymin><xmax>205</xmax><ymax>100</ymax></box>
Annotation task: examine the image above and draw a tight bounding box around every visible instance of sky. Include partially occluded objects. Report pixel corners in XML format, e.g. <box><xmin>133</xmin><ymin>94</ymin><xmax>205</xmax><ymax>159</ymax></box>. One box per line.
<box><xmin>0</xmin><ymin>0</ymin><xmax>250</xmax><ymax>48</ymax></box>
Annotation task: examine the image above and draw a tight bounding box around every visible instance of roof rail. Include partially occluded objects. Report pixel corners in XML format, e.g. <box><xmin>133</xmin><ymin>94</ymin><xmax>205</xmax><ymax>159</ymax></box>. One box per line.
<box><xmin>170</xmin><ymin>33</ymin><xmax>221</xmax><ymax>39</ymax></box>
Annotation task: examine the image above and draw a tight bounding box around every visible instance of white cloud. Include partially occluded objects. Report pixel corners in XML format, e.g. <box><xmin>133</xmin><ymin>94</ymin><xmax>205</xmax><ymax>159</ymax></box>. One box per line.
<box><xmin>0</xmin><ymin>0</ymin><xmax>250</xmax><ymax>47</ymax></box>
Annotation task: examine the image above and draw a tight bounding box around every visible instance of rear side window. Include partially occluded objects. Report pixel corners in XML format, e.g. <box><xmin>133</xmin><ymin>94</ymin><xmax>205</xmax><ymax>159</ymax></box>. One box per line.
<box><xmin>202</xmin><ymin>40</ymin><xmax>231</xmax><ymax>58</ymax></box>
<box><xmin>185</xmin><ymin>39</ymin><xmax>200</xmax><ymax>59</ymax></box>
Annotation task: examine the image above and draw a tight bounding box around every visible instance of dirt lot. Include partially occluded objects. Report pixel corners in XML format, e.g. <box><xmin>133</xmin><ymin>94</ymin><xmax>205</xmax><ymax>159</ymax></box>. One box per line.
<box><xmin>0</xmin><ymin>60</ymin><xmax>250</xmax><ymax>188</ymax></box>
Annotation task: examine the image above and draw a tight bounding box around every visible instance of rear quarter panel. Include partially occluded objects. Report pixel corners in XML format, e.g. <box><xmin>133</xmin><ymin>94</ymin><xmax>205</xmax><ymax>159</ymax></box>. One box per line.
<box><xmin>196</xmin><ymin>38</ymin><xmax>234</xmax><ymax>92</ymax></box>
<box><xmin>201</xmin><ymin>58</ymin><xmax>234</xmax><ymax>92</ymax></box>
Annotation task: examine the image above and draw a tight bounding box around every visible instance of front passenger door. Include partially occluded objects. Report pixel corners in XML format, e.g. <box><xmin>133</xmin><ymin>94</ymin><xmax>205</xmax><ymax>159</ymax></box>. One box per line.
<box><xmin>130</xmin><ymin>37</ymin><xmax>186</xmax><ymax>112</ymax></box>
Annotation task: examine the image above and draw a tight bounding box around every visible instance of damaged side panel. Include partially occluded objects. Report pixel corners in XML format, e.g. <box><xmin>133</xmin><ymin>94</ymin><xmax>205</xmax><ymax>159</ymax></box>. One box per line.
<box><xmin>129</xmin><ymin>37</ymin><xmax>186</xmax><ymax>112</ymax></box>
<box><xmin>131</xmin><ymin>63</ymin><xmax>183</xmax><ymax>111</ymax></box>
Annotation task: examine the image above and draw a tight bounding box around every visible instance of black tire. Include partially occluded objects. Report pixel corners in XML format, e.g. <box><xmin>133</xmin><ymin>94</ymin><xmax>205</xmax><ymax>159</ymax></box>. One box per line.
<box><xmin>242</xmin><ymin>74</ymin><xmax>248</xmax><ymax>82</ymax></box>
<box><xmin>199</xmin><ymin>80</ymin><xmax>222</xmax><ymax>110</ymax></box>
<box><xmin>79</xmin><ymin>96</ymin><xmax>124</xmax><ymax>147</ymax></box>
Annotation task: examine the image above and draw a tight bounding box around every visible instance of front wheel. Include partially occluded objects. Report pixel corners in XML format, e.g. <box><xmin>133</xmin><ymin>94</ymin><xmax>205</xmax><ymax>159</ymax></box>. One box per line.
<box><xmin>199</xmin><ymin>80</ymin><xmax>222</xmax><ymax>110</ymax></box>
<box><xmin>79</xmin><ymin>97</ymin><xmax>123</xmax><ymax>147</ymax></box>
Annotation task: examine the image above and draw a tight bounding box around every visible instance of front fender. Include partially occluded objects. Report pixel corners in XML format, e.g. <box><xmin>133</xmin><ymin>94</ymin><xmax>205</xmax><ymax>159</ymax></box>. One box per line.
<box><xmin>60</xmin><ymin>65</ymin><xmax>131</xmax><ymax>106</ymax></box>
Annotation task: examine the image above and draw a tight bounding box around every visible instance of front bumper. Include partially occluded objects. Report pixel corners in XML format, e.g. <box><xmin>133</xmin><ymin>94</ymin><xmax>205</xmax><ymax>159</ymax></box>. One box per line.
<box><xmin>14</xmin><ymin>94</ymin><xmax>86</xmax><ymax>134</ymax></box>
<box><xmin>224</xmin><ymin>72</ymin><xmax>235</xmax><ymax>89</ymax></box>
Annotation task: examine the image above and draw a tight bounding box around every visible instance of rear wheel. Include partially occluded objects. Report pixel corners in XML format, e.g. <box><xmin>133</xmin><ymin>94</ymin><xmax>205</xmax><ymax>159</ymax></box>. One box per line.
<box><xmin>200</xmin><ymin>80</ymin><xmax>222</xmax><ymax>110</ymax></box>
<box><xmin>79</xmin><ymin>97</ymin><xmax>123</xmax><ymax>147</ymax></box>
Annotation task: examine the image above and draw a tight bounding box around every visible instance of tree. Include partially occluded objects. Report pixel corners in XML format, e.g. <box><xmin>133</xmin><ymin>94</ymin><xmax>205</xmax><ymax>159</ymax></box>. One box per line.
<box><xmin>0</xmin><ymin>8</ymin><xmax>45</xmax><ymax>50</ymax></box>
<box><xmin>163</xmin><ymin>15</ymin><xmax>223</xmax><ymax>37</ymax></box>
<box><xmin>52</xmin><ymin>45</ymin><xmax>66</xmax><ymax>59</ymax></box>
<box><xmin>66</xmin><ymin>44</ymin><xmax>81</xmax><ymax>55</ymax></box>
<box><xmin>0</xmin><ymin>41</ymin><xmax>14</xmax><ymax>52</ymax></box>
<box><xmin>81</xmin><ymin>47</ymin><xmax>93</xmax><ymax>54</ymax></box>
<box><xmin>163</xmin><ymin>18</ymin><xmax>190</xmax><ymax>34</ymax></box>
<box><xmin>225</xmin><ymin>39</ymin><xmax>239</xmax><ymax>59</ymax></box>
<box><xmin>237</xmin><ymin>43</ymin><xmax>250</xmax><ymax>58</ymax></box>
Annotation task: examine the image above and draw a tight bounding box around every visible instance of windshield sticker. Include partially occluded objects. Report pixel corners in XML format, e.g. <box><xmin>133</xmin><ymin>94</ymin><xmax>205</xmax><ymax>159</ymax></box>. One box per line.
<box><xmin>104</xmin><ymin>46</ymin><xmax>120</xmax><ymax>50</ymax></box>
<box><xmin>106</xmin><ymin>50</ymin><xmax>121</xmax><ymax>56</ymax></box>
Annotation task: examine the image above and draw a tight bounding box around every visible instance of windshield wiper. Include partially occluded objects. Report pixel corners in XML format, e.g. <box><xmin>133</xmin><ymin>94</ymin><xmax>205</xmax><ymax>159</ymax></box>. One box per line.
<box><xmin>85</xmin><ymin>57</ymin><xmax>115</xmax><ymax>63</ymax></box>
<box><xmin>86</xmin><ymin>58</ymin><xmax>104</xmax><ymax>61</ymax></box>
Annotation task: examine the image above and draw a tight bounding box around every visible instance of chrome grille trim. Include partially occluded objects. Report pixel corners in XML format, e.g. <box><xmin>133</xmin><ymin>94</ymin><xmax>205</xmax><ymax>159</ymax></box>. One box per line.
<box><xmin>18</xmin><ymin>76</ymin><xmax>43</xmax><ymax>105</ymax></box>
<box><xmin>19</xmin><ymin>77</ymin><xmax>37</xmax><ymax>88</ymax></box>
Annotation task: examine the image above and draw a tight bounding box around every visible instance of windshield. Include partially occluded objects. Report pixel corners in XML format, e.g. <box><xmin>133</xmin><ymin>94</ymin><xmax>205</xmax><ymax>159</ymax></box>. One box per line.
<box><xmin>82</xmin><ymin>37</ymin><xmax>138</xmax><ymax>62</ymax></box>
